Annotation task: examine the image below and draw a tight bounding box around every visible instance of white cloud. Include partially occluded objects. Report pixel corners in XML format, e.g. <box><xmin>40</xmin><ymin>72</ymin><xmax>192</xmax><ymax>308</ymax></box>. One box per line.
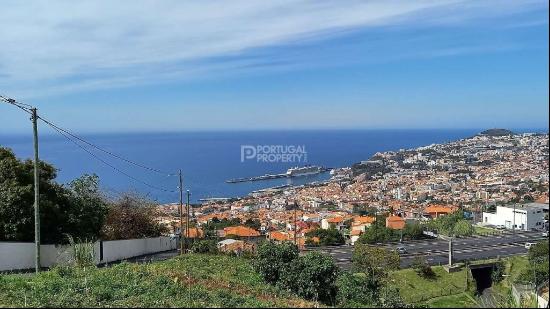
<box><xmin>0</xmin><ymin>0</ymin><xmax>546</xmax><ymax>97</ymax></box>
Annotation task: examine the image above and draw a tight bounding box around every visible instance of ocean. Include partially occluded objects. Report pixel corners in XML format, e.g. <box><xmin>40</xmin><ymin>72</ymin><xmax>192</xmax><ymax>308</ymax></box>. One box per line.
<box><xmin>0</xmin><ymin>129</ymin><xmax>541</xmax><ymax>203</ymax></box>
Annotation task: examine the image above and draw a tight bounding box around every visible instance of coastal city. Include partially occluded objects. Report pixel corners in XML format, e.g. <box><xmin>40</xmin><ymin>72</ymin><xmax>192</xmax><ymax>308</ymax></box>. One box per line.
<box><xmin>157</xmin><ymin>130</ymin><xmax>549</xmax><ymax>251</ymax></box>
<box><xmin>1</xmin><ymin>1</ymin><xmax>549</xmax><ymax>308</ymax></box>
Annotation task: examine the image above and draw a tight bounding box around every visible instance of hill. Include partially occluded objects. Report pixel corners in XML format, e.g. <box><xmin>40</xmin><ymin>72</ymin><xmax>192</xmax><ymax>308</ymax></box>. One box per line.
<box><xmin>0</xmin><ymin>254</ymin><xmax>316</xmax><ymax>308</ymax></box>
<box><xmin>479</xmin><ymin>128</ymin><xmax>515</xmax><ymax>136</ymax></box>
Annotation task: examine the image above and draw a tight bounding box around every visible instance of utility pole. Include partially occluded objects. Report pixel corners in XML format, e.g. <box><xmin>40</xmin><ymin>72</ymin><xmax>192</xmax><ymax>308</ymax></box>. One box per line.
<box><xmin>31</xmin><ymin>108</ymin><xmax>41</xmax><ymax>273</ymax></box>
<box><xmin>179</xmin><ymin>170</ymin><xmax>184</xmax><ymax>255</ymax></box>
<box><xmin>448</xmin><ymin>237</ymin><xmax>453</xmax><ymax>266</ymax></box>
<box><xmin>186</xmin><ymin>190</ymin><xmax>191</xmax><ymax>248</ymax></box>
<box><xmin>293</xmin><ymin>201</ymin><xmax>298</xmax><ymax>246</ymax></box>
<box><xmin>513</xmin><ymin>203</ymin><xmax>516</xmax><ymax>235</ymax></box>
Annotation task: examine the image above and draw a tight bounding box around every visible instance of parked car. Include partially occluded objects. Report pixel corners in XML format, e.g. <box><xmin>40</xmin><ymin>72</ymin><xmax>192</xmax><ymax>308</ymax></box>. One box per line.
<box><xmin>525</xmin><ymin>242</ymin><xmax>536</xmax><ymax>249</ymax></box>
<box><xmin>396</xmin><ymin>246</ymin><xmax>407</xmax><ymax>255</ymax></box>
<box><xmin>495</xmin><ymin>225</ymin><xmax>506</xmax><ymax>230</ymax></box>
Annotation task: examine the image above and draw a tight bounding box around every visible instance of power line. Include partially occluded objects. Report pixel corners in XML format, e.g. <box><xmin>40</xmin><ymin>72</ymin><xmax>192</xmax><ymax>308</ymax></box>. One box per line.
<box><xmin>48</xmin><ymin>123</ymin><xmax>177</xmax><ymax>193</ymax></box>
<box><xmin>2</xmin><ymin>94</ymin><xmax>178</xmax><ymax>193</ymax></box>
<box><xmin>38</xmin><ymin>116</ymin><xmax>175</xmax><ymax>176</ymax></box>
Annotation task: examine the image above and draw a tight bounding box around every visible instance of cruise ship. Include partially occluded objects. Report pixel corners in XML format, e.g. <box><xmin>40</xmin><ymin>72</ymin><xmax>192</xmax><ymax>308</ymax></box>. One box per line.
<box><xmin>286</xmin><ymin>165</ymin><xmax>323</xmax><ymax>177</ymax></box>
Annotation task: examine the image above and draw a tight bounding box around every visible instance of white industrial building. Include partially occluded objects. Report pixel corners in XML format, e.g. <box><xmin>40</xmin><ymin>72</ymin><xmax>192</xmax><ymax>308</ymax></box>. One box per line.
<box><xmin>482</xmin><ymin>203</ymin><xmax>548</xmax><ymax>231</ymax></box>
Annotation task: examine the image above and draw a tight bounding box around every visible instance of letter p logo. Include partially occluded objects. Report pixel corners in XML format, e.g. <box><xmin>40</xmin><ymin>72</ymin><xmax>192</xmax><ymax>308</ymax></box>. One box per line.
<box><xmin>241</xmin><ymin>145</ymin><xmax>256</xmax><ymax>162</ymax></box>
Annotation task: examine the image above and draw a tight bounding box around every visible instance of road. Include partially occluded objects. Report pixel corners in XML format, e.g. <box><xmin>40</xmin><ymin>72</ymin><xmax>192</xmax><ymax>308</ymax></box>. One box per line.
<box><xmin>308</xmin><ymin>230</ymin><xmax>547</xmax><ymax>269</ymax></box>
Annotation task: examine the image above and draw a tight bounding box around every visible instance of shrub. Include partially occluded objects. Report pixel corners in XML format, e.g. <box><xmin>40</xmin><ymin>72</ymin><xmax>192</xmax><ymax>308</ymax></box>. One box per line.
<box><xmin>352</xmin><ymin>244</ymin><xmax>400</xmax><ymax>279</ymax></box>
<box><xmin>277</xmin><ymin>252</ymin><xmax>339</xmax><ymax>304</ymax></box>
<box><xmin>491</xmin><ymin>260</ymin><xmax>505</xmax><ymax>283</ymax></box>
<box><xmin>411</xmin><ymin>256</ymin><xmax>436</xmax><ymax>279</ymax></box>
<box><xmin>101</xmin><ymin>194</ymin><xmax>168</xmax><ymax>240</ymax></box>
<box><xmin>67</xmin><ymin>235</ymin><xmax>95</xmax><ymax>268</ymax></box>
<box><xmin>253</xmin><ymin>241</ymin><xmax>299</xmax><ymax>284</ymax></box>
<box><xmin>191</xmin><ymin>240</ymin><xmax>218</xmax><ymax>254</ymax></box>
<box><xmin>305</xmin><ymin>228</ymin><xmax>345</xmax><ymax>246</ymax></box>
<box><xmin>336</xmin><ymin>272</ymin><xmax>379</xmax><ymax>307</ymax></box>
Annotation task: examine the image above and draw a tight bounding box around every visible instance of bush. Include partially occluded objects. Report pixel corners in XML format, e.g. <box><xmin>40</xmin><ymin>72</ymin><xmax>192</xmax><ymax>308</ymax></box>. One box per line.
<box><xmin>191</xmin><ymin>240</ymin><xmax>218</xmax><ymax>254</ymax></box>
<box><xmin>336</xmin><ymin>272</ymin><xmax>379</xmax><ymax>307</ymax></box>
<box><xmin>491</xmin><ymin>260</ymin><xmax>505</xmax><ymax>283</ymax></box>
<box><xmin>352</xmin><ymin>245</ymin><xmax>400</xmax><ymax>279</ymax></box>
<box><xmin>305</xmin><ymin>228</ymin><xmax>345</xmax><ymax>246</ymax></box>
<box><xmin>411</xmin><ymin>256</ymin><xmax>436</xmax><ymax>279</ymax></box>
<box><xmin>101</xmin><ymin>194</ymin><xmax>168</xmax><ymax>240</ymax></box>
<box><xmin>253</xmin><ymin>241</ymin><xmax>299</xmax><ymax>284</ymax></box>
<box><xmin>277</xmin><ymin>252</ymin><xmax>339</xmax><ymax>304</ymax></box>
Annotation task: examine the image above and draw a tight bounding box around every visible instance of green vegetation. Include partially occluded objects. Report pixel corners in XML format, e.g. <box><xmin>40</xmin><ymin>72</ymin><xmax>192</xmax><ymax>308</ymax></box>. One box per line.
<box><xmin>352</xmin><ymin>245</ymin><xmax>400</xmax><ymax>278</ymax></box>
<box><xmin>101</xmin><ymin>193</ymin><xmax>168</xmax><ymax>240</ymax></box>
<box><xmin>356</xmin><ymin>217</ymin><xmax>426</xmax><ymax>244</ymax></box>
<box><xmin>0</xmin><ymin>147</ymin><xmax>108</xmax><ymax>243</ymax></box>
<box><xmin>516</xmin><ymin>240</ymin><xmax>549</xmax><ymax>286</ymax></box>
<box><xmin>305</xmin><ymin>227</ymin><xmax>345</xmax><ymax>246</ymax></box>
<box><xmin>191</xmin><ymin>239</ymin><xmax>219</xmax><ymax>254</ymax></box>
<box><xmin>388</xmin><ymin>266</ymin><xmax>470</xmax><ymax>304</ymax></box>
<box><xmin>426</xmin><ymin>210</ymin><xmax>473</xmax><ymax>237</ymax></box>
<box><xmin>0</xmin><ymin>254</ymin><xmax>316</xmax><ymax>308</ymax></box>
<box><xmin>0</xmin><ymin>147</ymin><xmax>168</xmax><ymax>243</ymax></box>
<box><xmin>254</xmin><ymin>241</ymin><xmax>339</xmax><ymax>304</ymax></box>
<box><xmin>423</xmin><ymin>293</ymin><xmax>478</xmax><ymax>308</ymax></box>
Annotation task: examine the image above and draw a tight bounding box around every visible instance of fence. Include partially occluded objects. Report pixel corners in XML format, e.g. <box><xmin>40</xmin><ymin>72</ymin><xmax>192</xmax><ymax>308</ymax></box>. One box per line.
<box><xmin>0</xmin><ymin>236</ymin><xmax>177</xmax><ymax>272</ymax></box>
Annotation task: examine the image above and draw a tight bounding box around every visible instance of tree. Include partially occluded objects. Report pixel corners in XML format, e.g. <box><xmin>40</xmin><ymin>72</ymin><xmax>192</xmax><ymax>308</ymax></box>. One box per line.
<box><xmin>191</xmin><ymin>239</ymin><xmax>219</xmax><ymax>254</ymax></box>
<box><xmin>352</xmin><ymin>245</ymin><xmax>400</xmax><ymax>279</ymax></box>
<box><xmin>278</xmin><ymin>251</ymin><xmax>339</xmax><ymax>304</ymax></box>
<box><xmin>306</xmin><ymin>228</ymin><xmax>345</xmax><ymax>246</ymax></box>
<box><xmin>243</xmin><ymin>218</ymin><xmax>261</xmax><ymax>231</ymax></box>
<box><xmin>356</xmin><ymin>223</ymin><xmax>396</xmax><ymax>244</ymax></box>
<box><xmin>100</xmin><ymin>193</ymin><xmax>168</xmax><ymax>240</ymax></box>
<box><xmin>253</xmin><ymin>241</ymin><xmax>299</xmax><ymax>284</ymax></box>
<box><xmin>65</xmin><ymin>174</ymin><xmax>108</xmax><ymax>241</ymax></box>
<box><xmin>336</xmin><ymin>272</ymin><xmax>380</xmax><ymax>307</ymax></box>
<box><xmin>453</xmin><ymin>220</ymin><xmax>474</xmax><ymax>237</ymax></box>
<box><xmin>0</xmin><ymin>147</ymin><xmax>107</xmax><ymax>243</ymax></box>
<box><xmin>403</xmin><ymin>222</ymin><xmax>425</xmax><ymax>240</ymax></box>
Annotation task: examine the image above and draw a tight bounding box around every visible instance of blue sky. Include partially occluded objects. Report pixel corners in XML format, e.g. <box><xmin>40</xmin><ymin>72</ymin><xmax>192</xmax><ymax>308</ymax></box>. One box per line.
<box><xmin>0</xmin><ymin>0</ymin><xmax>548</xmax><ymax>133</ymax></box>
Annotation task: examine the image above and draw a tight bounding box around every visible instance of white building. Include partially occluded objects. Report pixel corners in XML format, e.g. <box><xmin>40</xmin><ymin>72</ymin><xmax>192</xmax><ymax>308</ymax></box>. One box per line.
<box><xmin>483</xmin><ymin>204</ymin><xmax>547</xmax><ymax>231</ymax></box>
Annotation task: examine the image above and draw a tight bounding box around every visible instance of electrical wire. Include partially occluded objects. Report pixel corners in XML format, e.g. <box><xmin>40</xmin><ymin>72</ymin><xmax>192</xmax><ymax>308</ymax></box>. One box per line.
<box><xmin>1</xmin><ymin>94</ymin><xmax>178</xmax><ymax>193</ymax></box>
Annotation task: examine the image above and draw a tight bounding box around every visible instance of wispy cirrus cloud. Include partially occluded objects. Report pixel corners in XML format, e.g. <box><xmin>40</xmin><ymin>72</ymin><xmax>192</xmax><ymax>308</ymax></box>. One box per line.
<box><xmin>0</xmin><ymin>0</ymin><xmax>547</xmax><ymax>98</ymax></box>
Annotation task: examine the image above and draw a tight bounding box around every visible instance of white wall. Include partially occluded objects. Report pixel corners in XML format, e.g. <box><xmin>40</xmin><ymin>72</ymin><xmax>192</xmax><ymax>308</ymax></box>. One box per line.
<box><xmin>100</xmin><ymin>237</ymin><xmax>176</xmax><ymax>263</ymax></box>
<box><xmin>0</xmin><ymin>236</ymin><xmax>176</xmax><ymax>272</ymax></box>
<box><xmin>483</xmin><ymin>205</ymin><xmax>545</xmax><ymax>231</ymax></box>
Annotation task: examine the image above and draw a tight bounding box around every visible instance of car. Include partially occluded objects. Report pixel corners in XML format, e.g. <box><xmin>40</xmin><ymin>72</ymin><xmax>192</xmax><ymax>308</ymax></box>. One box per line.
<box><xmin>542</xmin><ymin>231</ymin><xmax>549</xmax><ymax>237</ymax></box>
<box><xmin>495</xmin><ymin>225</ymin><xmax>506</xmax><ymax>230</ymax></box>
<box><xmin>525</xmin><ymin>242</ymin><xmax>536</xmax><ymax>249</ymax></box>
<box><xmin>396</xmin><ymin>246</ymin><xmax>407</xmax><ymax>255</ymax></box>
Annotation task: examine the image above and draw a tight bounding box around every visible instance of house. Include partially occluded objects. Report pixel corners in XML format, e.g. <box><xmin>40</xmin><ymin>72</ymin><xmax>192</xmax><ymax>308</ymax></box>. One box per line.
<box><xmin>350</xmin><ymin>229</ymin><xmax>363</xmax><ymax>245</ymax></box>
<box><xmin>424</xmin><ymin>205</ymin><xmax>458</xmax><ymax>219</ymax></box>
<box><xmin>483</xmin><ymin>204</ymin><xmax>547</xmax><ymax>231</ymax></box>
<box><xmin>321</xmin><ymin>216</ymin><xmax>345</xmax><ymax>230</ymax></box>
<box><xmin>223</xmin><ymin>226</ymin><xmax>261</xmax><ymax>238</ymax></box>
<box><xmin>217</xmin><ymin>239</ymin><xmax>255</xmax><ymax>254</ymax></box>
<box><xmin>350</xmin><ymin>216</ymin><xmax>375</xmax><ymax>235</ymax></box>
<box><xmin>386</xmin><ymin>215</ymin><xmax>406</xmax><ymax>230</ymax></box>
<box><xmin>183</xmin><ymin>227</ymin><xmax>204</xmax><ymax>239</ymax></box>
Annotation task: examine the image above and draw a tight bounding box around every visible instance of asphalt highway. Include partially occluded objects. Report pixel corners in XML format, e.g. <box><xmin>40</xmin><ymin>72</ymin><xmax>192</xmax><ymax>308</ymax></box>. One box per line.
<box><xmin>308</xmin><ymin>230</ymin><xmax>547</xmax><ymax>269</ymax></box>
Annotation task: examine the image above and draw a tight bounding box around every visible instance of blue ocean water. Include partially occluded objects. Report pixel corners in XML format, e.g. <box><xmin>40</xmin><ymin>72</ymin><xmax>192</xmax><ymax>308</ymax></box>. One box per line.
<box><xmin>0</xmin><ymin>129</ymin><xmax>539</xmax><ymax>203</ymax></box>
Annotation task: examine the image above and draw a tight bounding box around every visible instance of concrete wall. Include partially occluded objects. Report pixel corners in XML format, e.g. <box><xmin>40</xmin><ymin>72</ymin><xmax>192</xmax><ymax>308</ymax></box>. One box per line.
<box><xmin>483</xmin><ymin>205</ymin><xmax>545</xmax><ymax>231</ymax></box>
<box><xmin>99</xmin><ymin>237</ymin><xmax>176</xmax><ymax>263</ymax></box>
<box><xmin>0</xmin><ymin>236</ymin><xmax>176</xmax><ymax>271</ymax></box>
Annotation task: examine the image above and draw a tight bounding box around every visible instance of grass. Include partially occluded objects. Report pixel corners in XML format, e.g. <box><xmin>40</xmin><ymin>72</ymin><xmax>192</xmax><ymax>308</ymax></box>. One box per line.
<box><xmin>0</xmin><ymin>254</ymin><xmax>316</xmax><ymax>308</ymax></box>
<box><xmin>423</xmin><ymin>292</ymin><xmax>478</xmax><ymax>308</ymax></box>
<box><xmin>388</xmin><ymin>266</ymin><xmax>470</xmax><ymax>304</ymax></box>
